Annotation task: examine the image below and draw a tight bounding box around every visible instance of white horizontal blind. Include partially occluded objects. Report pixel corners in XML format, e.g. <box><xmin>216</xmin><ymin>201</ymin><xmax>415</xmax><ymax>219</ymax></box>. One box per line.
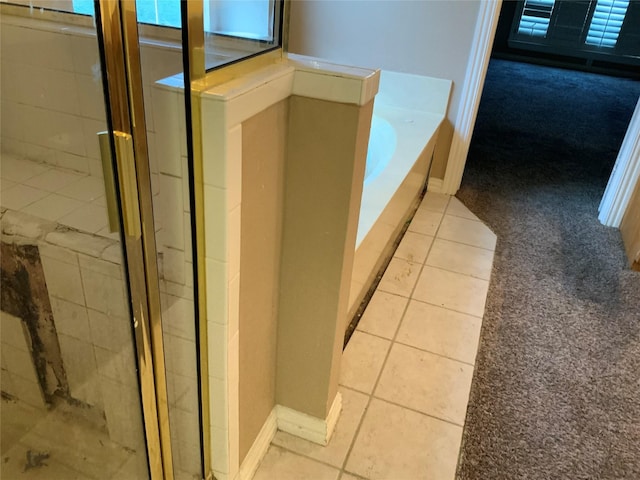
<box><xmin>586</xmin><ymin>0</ymin><xmax>630</xmax><ymax>47</ymax></box>
<box><xmin>518</xmin><ymin>0</ymin><xmax>556</xmax><ymax>37</ymax></box>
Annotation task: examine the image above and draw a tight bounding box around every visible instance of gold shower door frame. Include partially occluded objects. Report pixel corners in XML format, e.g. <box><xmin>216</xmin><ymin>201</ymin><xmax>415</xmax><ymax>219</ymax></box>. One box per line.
<box><xmin>95</xmin><ymin>1</ymin><xmax>174</xmax><ymax>478</ymax></box>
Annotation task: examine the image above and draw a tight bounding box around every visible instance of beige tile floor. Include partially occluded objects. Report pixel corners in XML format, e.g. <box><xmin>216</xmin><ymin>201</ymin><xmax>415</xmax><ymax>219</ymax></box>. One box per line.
<box><xmin>254</xmin><ymin>192</ymin><xmax>497</xmax><ymax>480</ymax></box>
<box><xmin>0</xmin><ymin>154</ymin><xmax>112</xmax><ymax>237</ymax></box>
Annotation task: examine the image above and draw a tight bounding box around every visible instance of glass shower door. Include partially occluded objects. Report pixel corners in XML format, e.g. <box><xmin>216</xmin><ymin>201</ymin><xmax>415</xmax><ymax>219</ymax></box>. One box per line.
<box><xmin>0</xmin><ymin>1</ymin><xmax>168</xmax><ymax>478</ymax></box>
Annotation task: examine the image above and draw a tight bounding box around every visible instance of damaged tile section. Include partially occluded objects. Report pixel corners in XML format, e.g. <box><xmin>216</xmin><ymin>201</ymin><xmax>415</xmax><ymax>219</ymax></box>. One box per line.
<box><xmin>1</xmin><ymin>242</ymin><xmax>69</xmax><ymax>404</ymax></box>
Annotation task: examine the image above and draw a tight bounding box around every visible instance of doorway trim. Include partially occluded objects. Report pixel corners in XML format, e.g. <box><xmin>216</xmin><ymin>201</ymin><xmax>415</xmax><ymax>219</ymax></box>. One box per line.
<box><xmin>440</xmin><ymin>0</ymin><xmax>502</xmax><ymax>195</ymax></box>
<box><xmin>599</xmin><ymin>97</ymin><xmax>640</xmax><ymax>227</ymax></box>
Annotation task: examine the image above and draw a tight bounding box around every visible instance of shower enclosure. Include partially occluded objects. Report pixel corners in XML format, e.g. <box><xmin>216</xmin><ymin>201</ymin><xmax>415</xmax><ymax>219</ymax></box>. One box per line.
<box><xmin>0</xmin><ymin>1</ymin><xmax>283</xmax><ymax>478</ymax></box>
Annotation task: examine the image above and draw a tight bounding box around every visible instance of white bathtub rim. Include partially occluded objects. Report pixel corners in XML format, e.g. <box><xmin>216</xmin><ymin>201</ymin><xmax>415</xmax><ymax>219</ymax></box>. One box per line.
<box><xmin>356</xmin><ymin>104</ymin><xmax>444</xmax><ymax>247</ymax></box>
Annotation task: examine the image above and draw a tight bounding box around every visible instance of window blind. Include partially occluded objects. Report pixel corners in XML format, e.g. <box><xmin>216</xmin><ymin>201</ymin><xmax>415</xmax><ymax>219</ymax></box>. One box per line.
<box><xmin>517</xmin><ymin>0</ymin><xmax>557</xmax><ymax>37</ymax></box>
<box><xmin>586</xmin><ymin>0</ymin><xmax>630</xmax><ymax>47</ymax></box>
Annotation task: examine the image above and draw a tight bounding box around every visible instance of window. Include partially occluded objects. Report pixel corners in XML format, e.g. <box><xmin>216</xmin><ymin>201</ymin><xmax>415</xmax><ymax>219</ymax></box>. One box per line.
<box><xmin>73</xmin><ymin>0</ymin><xmax>275</xmax><ymax>39</ymax></box>
<box><xmin>73</xmin><ymin>0</ymin><xmax>180</xmax><ymax>27</ymax></box>
<box><xmin>517</xmin><ymin>0</ymin><xmax>556</xmax><ymax>37</ymax></box>
<box><xmin>585</xmin><ymin>0</ymin><xmax>630</xmax><ymax>47</ymax></box>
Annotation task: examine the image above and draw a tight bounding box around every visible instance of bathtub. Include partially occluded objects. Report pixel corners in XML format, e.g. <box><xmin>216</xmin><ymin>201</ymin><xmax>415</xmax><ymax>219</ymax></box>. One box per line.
<box><xmin>348</xmin><ymin>71</ymin><xmax>452</xmax><ymax>320</ymax></box>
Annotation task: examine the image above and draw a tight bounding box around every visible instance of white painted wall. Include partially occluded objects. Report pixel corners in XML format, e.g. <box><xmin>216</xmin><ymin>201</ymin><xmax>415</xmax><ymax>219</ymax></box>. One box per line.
<box><xmin>288</xmin><ymin>0</ymin><xmax>483</xmax><ymax>179</ymax></box>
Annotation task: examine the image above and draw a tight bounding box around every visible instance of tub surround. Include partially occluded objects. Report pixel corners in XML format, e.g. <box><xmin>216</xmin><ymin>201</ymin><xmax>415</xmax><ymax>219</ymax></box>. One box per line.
<box><xmin>349</xmin><ymin>72</ymin><xmax>452</xmax><ymax>322</ymax></box>
<box><xmin>196</xmin><ymin>55</ymin><xmax>379</xmax><ymax>480</ymax></box>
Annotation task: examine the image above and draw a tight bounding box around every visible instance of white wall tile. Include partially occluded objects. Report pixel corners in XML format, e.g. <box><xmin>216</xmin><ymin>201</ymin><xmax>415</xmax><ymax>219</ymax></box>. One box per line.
<box><xmin>227</xmin><ymin>205</ymin><xmax>241</xmax><ymax>280</ymax></box>
<box><xmin>181</xmin><ymin>158</ymin><xmax>190</xmax><ymax>212</ymax></box>
<box><xmin>164</xmin><ymin>334</ymin><xmax>198</xmax><ymax>379</ymax></box>
<box><xmin>227</xmin><ymin>273</ymin><xmax>240</xmax><ymax>340</ymax></box>
<box><xmin>2</xmin><ymin>343</ymin><xmax>39</xmax><ymax>384</ymax></box>
<box><xmin>226</xmin><ymin>124</ymin><xmax>242</xmax><ymax>210</ymax></box>
<box><xmin>56</xmin><ymin>151</ymin><xmax>90</xmax><ymax>174</ymax></box>
<box><xmin>57</xmin><ymin>333</ymin><xmax>98</xmax><ymax>402</ymax></box>
<box><xmin>15</xmin><ymin>64</ymin><xmax>81</xmax><ymax>115</ymax></box>
<box><xmin>11</xmin><ymin>374</ymin><xmax>46</xmax><ymax>409</ymax></box>
<box><xmin>79</xmin><ymin>253</ymin><xmax>123</xmax><ymax>279</ymax></box>
<box><xmin>162</xmin><ymin>247</ymin><xmax>186</xmax><ymax>285</ymax></box>
<box><xmin>1</xmin><ymin>100</ymin><xmax>29</xmax><ymax>142</ymax></box>
<box><xmin>82</xmin><ymin>118</ymin><xmax>108</xmax><ymax>161</ymax></box>
<box><xmin>174</xmin><ymin>409</ymin><xmax>202</xmax><ymax>474</ymax></box>
<box><xmin>183</xmin><ymin>213</ymin><xmax>193</xmax><ymax>263</ymax></box>
<box><xmin>100</xmin><ymin>377</ymin><xmax>145</xmax><ymax>450</ymax></box>
<box><xmin>2</xmin><ymin>25</ymin><xmax>74</xmax><ymax>72</ymax></box>
<box><xmin>70</xmin><ymin>32</ymin><xmax>101</xmax><ymax>76</ymax></box>
<box><xmin>171</xmin><ymin>373</ymin><xmax>199</xmax><ymax>414</ymax></box>
<box><xmin>205</xmin><ymin>258</ymin><xmax>227</xmax><ymax>325</ymax></box>
<box><xmin>80</xmin><ymin>268</ymin><xmax>128</xmax><ymax>317</ymax></box>
<box><xmin>159</xmin><ymin>174</ymin><xmax>185</xmax><ymax>250</ymax></box>
<box><xmin>50</xmin><ymin>297</ymin><xmax>91</xmax><ymax>343</ymax></box>
<box><xmin>201</xmin><ymin>99</ymin><xmax>227</xmax><ymax>188</ymax></box>
<box><xmin>1</xmin><ymin>369</ymin><xmax>15</xmax><ymax>397</ymax></box>
<box><xmin>40</xmin><ymin>254</ymin><xmax>86</xmax><ymax>306</ymax></box>
<box><xmin>162</xmin><ymin>294</ymin><xmax>196</xmax><ymax>341</ymax></box>
<box><xmin>209</xmin><ymin>376</ymin><xmax>228</xmax><ymax>430</ymax></box>
<box><xmin>75</xmin><ymin>73</ymin><xmax>106</xmax><ymax>120</ymax></box>
<box><xmin>207</xmin><ymin>321</ymin><xmax>228</xmax><ymax>380</ymax></box>
<box><xmin>211</xmin><ymin>425</ymin><xmax>230</xmax><ymax>475</ymax></box>
<box><xmin>94</xmin><ymin>345</ymin><xmax>137</xmax><ymax>389</ymax></box>
<box><xmin>204</xmin><ymin>185</ymin><xmax>227</xmax><ymax>262</ymax></box>
<box><xmin>227</xmin><ymin>329</ymin><xmax>239</xmax><ymax>478</ymax></box>
<box><xmin>0</xmin><ymin>312</ymin><xmax>29</xmax><ymax>351</ymax></box>
<box><xmin>152</xmin><ymin>88</ymin><xmax>182</xmax><ymax>177</ymax></box>
<box><xmin>87</xmin><ymin>309</ymin><xmax>132</xmax><ymax>353</ymax></box>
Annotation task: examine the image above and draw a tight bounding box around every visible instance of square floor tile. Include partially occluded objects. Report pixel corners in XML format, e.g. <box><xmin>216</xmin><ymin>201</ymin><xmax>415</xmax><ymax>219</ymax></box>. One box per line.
<box><xmin>59</xmin><ymin>203</ymin><xmax>108</xmax><ymax>234</ymax></box>
<box><xmin>394</xmin><ymin>231</ymin><xmax>434</xmax><ymax>264</ymax></box>
<box><xmin>426</xmin><ymin>238</ymin><xmax>494</xmax><ymax>280</ymax></box>
<box><xmin>420</xmin><ymin>192</ymin><xmax>450</xmax><ymax>213</ymax></box>
<box><xmin>22</xmin><ymin>193</ymin><xmax>83</xmax><ymax>222</ymax></box>
<box><xmin>396</xmin><ymin>300</ymin><xmax>481</xmax><ymax>364</ymax></box>
<box><xmin>356</xmin><ymin>290</ymin><xmax>408</xmax><ymax>339</ymax></box>
<box><xmin>0</xmin><ymin>157</ymin><xmax>50</xmax><ymax>182</ymax></box>
<box><xmin>23</xmin><ymin>169</ymin><xmax>85</xmax><ymax>192</ymax></box>
<box><xmin>377</xmin><ymin>257</ymin><xmax>421</xmax><ymax>297</ymax></box>
<box><xmin>253</xmin><ymin>445</ymin><xmax>340</xmax><ymax>480</ymax></box>
<box><xmin>1</xmin><ymin>184</ymin><xmax>49</xmax><ymax>210</ymax></box>
<box><xmin>272</xmin><ymin>387</ymin><xmax>369</xmax><ymax>467</ymax></box>
<box><xmin>57</xmin><ymin>176</ymin><xmax>105</xmax><ymax>201</ymax></box>
<box><xmin>374</xmin><ymin>343</ymin><xmax>474</xmax><ymax>425</ymax></box>
<box><xmin>446</xmin><ymin>197</ymin><xmax>478</xmax><ymax>220</ymax></box>
<box><xmin>437</xmin><ymin>215</ymin><xmax>496</xmax><ymax>251</ymax></box>
<box><xmin>1</xmin><ymin>177</ymin><xmax>17</xmax><ymax>192</ymax></box>
<box><xmin>345</xmin><ymin>398</ymin><xmax>463</xmax><ymax>480</ymax></box>
<box><xmin>413</xmin><ymin>266</ymin><xmax>489</xmax><ymax>317</ymax></box>
<box><xmin>340</xmin><ymin>331</ymin><xmax>390</xmax><ymax>394</ymax></box>
<box><xmin>340</xmin><ymin>474</ymin><xmax>362</xmax><ymax>480</ymax></box>
<box><xmin>407</xmin><ymin>208</ymin><xmax>443</xmax><ymax>236</ymax></box>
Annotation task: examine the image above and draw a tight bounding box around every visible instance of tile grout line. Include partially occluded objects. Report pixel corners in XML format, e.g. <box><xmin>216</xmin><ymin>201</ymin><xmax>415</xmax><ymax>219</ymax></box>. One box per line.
<box><xmin>419</xmin><ymin>262</ymin><xmax>492</xmax><ymax>282</ymax></box>
<box><xmin>369</xmin><ymin>395</ymin><xmax>466</xmax><ymax>429</ymax></box>
<box><xmin>430</xmin><ymin>234</ymin><xmax>497</xmax><ymax>253</ymax></box>
<box><xmin>338</xmin><ymin>196</ymin><xmax>452</xmax><ymax>478</ymax></box>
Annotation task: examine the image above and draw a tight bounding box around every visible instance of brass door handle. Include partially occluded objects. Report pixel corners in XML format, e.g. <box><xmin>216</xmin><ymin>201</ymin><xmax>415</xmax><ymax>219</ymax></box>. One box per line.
<box><xmin>98</xmin><ymin>131</ymin><xmax>142</xmax><ymax>239</ymax></box>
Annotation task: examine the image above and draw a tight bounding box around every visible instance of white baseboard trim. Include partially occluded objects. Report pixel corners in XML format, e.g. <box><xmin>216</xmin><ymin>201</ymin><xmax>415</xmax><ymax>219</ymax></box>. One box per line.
<box><xmin>237</xmin><ymin>408</ymin><xmax>278</xmax><ymax>480</ymax></box>
<box><xmin>276</xmin><ymin>392</ymin><xmax>343</xmax><ymax>446</ymax></box>
<box><xmin>427</xmin><ymin>177</ymin><xmax>444</xmax><ymax>194</ymax></box>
